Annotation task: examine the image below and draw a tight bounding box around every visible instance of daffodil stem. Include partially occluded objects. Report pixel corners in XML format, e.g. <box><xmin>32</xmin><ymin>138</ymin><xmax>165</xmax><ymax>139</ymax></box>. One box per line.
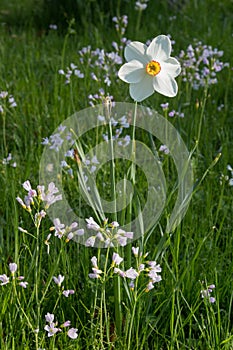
<box><xmin>107</xmin><ymin>105</ymin><xmax>121</xmax><ymax>335</ymax></box>
<box><xmin>126</xmin><ymin>101</ymin><xmax>138</xmax><ymax>268</ymax></box>
<box><xmin>108</xmin><ymin>107</ymin><xmax>117</xmax><ymax>221</ymax></box>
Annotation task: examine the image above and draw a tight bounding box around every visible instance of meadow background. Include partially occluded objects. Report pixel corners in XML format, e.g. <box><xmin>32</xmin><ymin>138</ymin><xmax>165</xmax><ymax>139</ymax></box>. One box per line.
<box><xmin>0</xmin><ymin>0</ymin><xmax>233</xmax><ymax>349</ymax></box>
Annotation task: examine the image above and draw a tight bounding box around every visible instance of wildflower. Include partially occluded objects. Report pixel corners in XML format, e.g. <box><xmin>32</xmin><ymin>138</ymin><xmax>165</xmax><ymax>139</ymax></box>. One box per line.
<box><xmin>62</xmin><ymin>321</ymin><xmax>71</xmax><ymax>327</ymax></box>
<box><xmin>89</xmin><ymin>256</ymin><xmax>103</xmax><ymax>279</ymax></box>
<box><xmin>53</xmin><ymin>274</ymin><xmax>65</xmax><ymax>287</ymax></box>
<box><xmin>201</xmin><ymin>283</ymin><xmax>216</xmax><ymax>303</ymax></box>
<box><xmin>85</xmin><ymin>236</ymin><xmax>96</xmax><ymax>247</ymax></box>
<box><xmin>0</xmin><ymin>274</ymin><xmax>9</xmax><ymax>285</ymax></box>
<box><xmin>114</xmin><ymin>267</ymin><xmax>126</xmax><ymax>277</ymax></box>
<box><xmin>9</xmin><ymin>96</ymin><xmax>17</xmax><ymax>108</ymax></box>
<box><xmin>129</xmin><ymin>280</ymin><xmax>135</xmax><ymax>290</ymax></box>
<box><xmin>67</xmin><ymin>328</ymin><xmax>78</xmax><ymax>339</ymax></box>
<box><xmin>2</xmin><ymin>153</ymin><xmax>17</xmax><ymax>167</ymax></box>
<box><xmin>51</xmin><ymin>218</ymin><xmax>65</xmax><ymax>238</ymax></box>
<box><xmin>112</xmin><ymin>252</ymin><xmax>124</xmax><ymax>266</ymax></box>
<box><xmin>63</xmin><ymin>290</ymin><xmax>75</xmax><ymax>297</ymax></box>
<box><xmin>91</xmin><ymin>256</ymin><xmax>98</xmax><ymax>268</ymax></box>
<box><xmin>9</xmin><ymin>263</ymin><xmax>17</xmax><ymax>275</ymax></box>
<box><xmin>45</xmin><ymin>313</ymin><xmax>54</xmax><ymax>323</ymax></box>
<box><xmin>135</xmin><ymin>0</ymin><xmax>149</xmax><ymax>11</ymax></box>
<box><xmin>125</xmin><ymin>267</ymin><xmax>139</xmax><ymax>279</ymax></box>
<box><xmin>118</xmin><ymin>34</ymin><xmax>181</xmax><ymax>101</ymax></box>
<box><xmin>19</xmin><ymin>281</ymin><xmax>28</xmax><ymax>288</ymax></box>
<box><xmin>0</xmin><ymin>91</ymin><xmax>8</xmax><ymax>99</ymax></box>
<box><xmin>44</xmin><ymin>323</ymin><xmax>61</xmax><ymax>337</ymax></box>
<box><xmin>86</xmin><ymin>217</ymin><xmax>100</xmax><ymax>231</ymax></box>
<box><xmin>160</xmin><ymin>102</ymin><xmax>169</xmax><ymax>110</ymax></box>
<box><xmin>49</xmin><ymin>24</ymin><xmax>58</xmax><ymax>30</ymax></box>
<box><xmin>132</xmin><ymin>246</ymin><xmax>139</xmax><ymax>257</ymax></box>
<box><xmin>159</xmin><ymin>144</ymin><xmax>170</xmax><ymax>154</ymax></box>
<box><xmin>145</xmin><ymin>281</ymin><xmax>154</xmax><ymax>292</ymax></box>
<box><xmin>88</xmin><ymin>267</ymin><xmax>103</xmax><ymax>279</ymax></box>
<box><xmin>35</xmin><ymin>210</ymin><xmax>46</xmax><ymax>227</ymax></box>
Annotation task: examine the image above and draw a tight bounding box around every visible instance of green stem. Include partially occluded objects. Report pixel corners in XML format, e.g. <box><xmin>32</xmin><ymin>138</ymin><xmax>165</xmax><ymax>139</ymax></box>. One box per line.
<box><xmin>2</xmin><ymin>110</ymin><xmax>7</xmax><ymax>153</ymax></box>
<box><xmin>126</xmin><ymin>101</ymin><xmax>138</xmax><ymax>268</ymax></box>
<box><xmin>108</xmin><ymin>111</ymin><xmax>117</xmax><ymax>221</ymax></box>
<box><xmin>35</xmin><ymin>224</ymin><xmax>40</xmax><ymax>340</ymax></box>
<box><xmin>114</xmin><ymin>252</ymin><xmax>122</xmax><ymax>336</ymax></box>
<box><xmin>127</xmin><ymin>281</ymin><xmax>138</xmax><ymax>350</ymax></box>
<box><xmin>105</xmin><ymin>99</ymin><xmax>122</xmax><ymax>336</ymax></box>
<box><xmin>196</xmin><ymin>87</ymin><xmax>208</xmax><ymax>151</ymax></box>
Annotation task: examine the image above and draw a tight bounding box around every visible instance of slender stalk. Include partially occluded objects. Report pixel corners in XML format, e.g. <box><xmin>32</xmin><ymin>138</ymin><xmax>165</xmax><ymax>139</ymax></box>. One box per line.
<box><xmin>104</xmin><ymin>98</ymin><xmax>122</xmax><ymax>336</ymax></box>
<box><xmin>2</xmin><ymin>109</ymin><xmax>7</xmax><ymax>153</ymax></box>
<box><xmin>196</xmin><ymin>87</ymin><xmax>208</xmax><ymax>152</ymax></box>
<box><xmin>35</xmin><ymin>224</ymin><xmax>40</xmax><ymax>348</ymax></box>
<box><xmin>127</xmin><ymin>281</ymin><xmax>138</xmax><ymax>350</ymax></box>
<box><xmin>126</xmin><ymin>101</ymin><xmax>138</xmax><ymax>268</ymax></box>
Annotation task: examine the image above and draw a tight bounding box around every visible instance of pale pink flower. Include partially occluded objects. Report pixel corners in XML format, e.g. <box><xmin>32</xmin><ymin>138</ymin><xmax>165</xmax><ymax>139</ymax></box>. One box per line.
<box><xmin>0</xmin><ymin>274</ymin><xmax>9</xmax><ymax>285</ymax></box>
<box><xmin>67</xmin><ymin>327</ymin><xmax>78</xmax><ymax>339</ymax></box>
<box><xmin>112</xmin><ymin>252</ymin><xmax>123</xmax><ymax>266</ymax></box>
<box><xmin>45</xmin><ymin>313</ymin><xmax>54</xmax><ymax>323</ymax></box>
<box><xmin>86</xmin><ymin>217</ymin><xmax>100</xmax><ymax>231</ymax></box>
<box><xmin>125</xmin><ymin>268</ymin><xmax>139</xmax><ymax>279</ymax></box>
<box><xmin>53</xmin><ymin>274</ymin><xmax>65</xmax><ymax>287</ymax></box>
<box><xmin>44</xmin><ymin>323</ymin><xmax>61</xmax><ymax>337</ymax></box>
<box><xmin>9</xmin><ymin>263</ymin><xmax>17</xmax><ymax>274</ymax></box>
<box><xmin>63</xmin><ymin>290</ymin><xmax>75</xmax><ymax>297</ymax></box>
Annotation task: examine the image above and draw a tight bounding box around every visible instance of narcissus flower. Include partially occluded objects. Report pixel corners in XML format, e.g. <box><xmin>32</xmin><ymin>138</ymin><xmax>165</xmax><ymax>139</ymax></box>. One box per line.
<box><xmin>118</xmin><ymin>35</ymin><xmax>181</xmax><ymax>101</ymax></box>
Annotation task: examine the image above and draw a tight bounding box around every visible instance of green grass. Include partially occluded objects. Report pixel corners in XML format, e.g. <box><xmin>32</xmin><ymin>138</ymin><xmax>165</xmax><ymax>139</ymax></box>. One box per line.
<box><xmin>0</xmin><ymin>0</ymin><xmax>233</xmax><ymax>349</ymax></box>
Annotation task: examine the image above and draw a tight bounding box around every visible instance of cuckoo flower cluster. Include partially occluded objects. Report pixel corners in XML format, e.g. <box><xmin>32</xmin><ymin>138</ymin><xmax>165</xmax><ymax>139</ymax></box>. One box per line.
<box><xmin>220</xmin><ymin>164</ymin><xmax>233</xmax><ymax>187</ymax></box>
<box><xmin>44</xmin><ymin>313</ymin><xmax>78</xmax><ymax>339</ymax></box>
<box><xmin>0</xmin><ymin>90</ymin><xmax>17</xmax><ymax>113</ymax></box>
<box><xmin>178</xmin><ymin>40</ymin><xmax>229</xmax><ymax>89</ymax></box>
<box><xmin>135</xmin><ymin>0</ymin><xmax>150</xmax><ymax>11</ymax></box>
<box><xmin>2</xmin><ymin>153</ymin><xmax>17</xmax><ymax>167</ymax></box>
<box><xmin>89</xmin><ymin>247</ymin><xmax>162</xmax><ymax>292</ymax></box>
<box><xmin>50</xmin><ymin>218</ymin><xmax>84</xmax><ymax>242</ymax></box>
<box><xmin>0</xmin><ymin>263</ymin><xmax>28</xmax><ymax>288</ymax></box>
<box><xmin>42</xmin><ymin>124</ymin><xmax>75</xmax><ymax>152</ymax></box>
<box><xmin>53</xmin><ymin>274</ymin><xmax>75</xmax><ymax>298</ymax></box>
<box><xmin>59</xmin><ymin>15</ymin><xmax>128</xmax><ymax>91</ymax></box>
<box><xmin>16</xmin><ymin>180</ymin><xmax>62</xmax><ymax>214</ymax></box>
<box><xmin>85</xmin><ymin>217</ymin><xmax>133</xmax><ymax>248</ymax></box>
<box><xmin>201</xmin><ymin>283</ymin><xmax>216</xmax><ymax>304</ymax></box>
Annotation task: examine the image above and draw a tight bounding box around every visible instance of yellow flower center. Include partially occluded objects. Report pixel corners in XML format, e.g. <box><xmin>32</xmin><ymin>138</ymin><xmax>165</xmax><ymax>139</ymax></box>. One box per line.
<box><xmin>146</xmin><ymin>60</ymin><xmax>161</xmax><ymax>76</ymax></box>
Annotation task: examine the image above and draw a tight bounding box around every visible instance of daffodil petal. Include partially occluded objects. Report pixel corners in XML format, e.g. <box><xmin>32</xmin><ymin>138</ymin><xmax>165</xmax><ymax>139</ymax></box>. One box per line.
<box><xmin>153</xmin><ymin>72</ymin><xmax>178</xmax><ymax>97</ymax></box>
<box><xmin>129</xmin><ymin>75</ymin><xmax>154</xmax><ymax>102</ymax></box>
<box><xmin>147</xmin><ymin>35</ymin><xmax>171</xmax><ymax>61</ymax></box>
<box><xmin>118</xmin><ymin>60</ymin><xmax>145</xmax><ymax>83</ymax></box>
<box><xmin>161</xmin><ymin>57</ymin><xmax>181</xmax><ymax>77</ymax></box>
<box><xmin>125</xmin><ymin>41</ymin><xmax>148</xmax><ymax>64</ymax></box>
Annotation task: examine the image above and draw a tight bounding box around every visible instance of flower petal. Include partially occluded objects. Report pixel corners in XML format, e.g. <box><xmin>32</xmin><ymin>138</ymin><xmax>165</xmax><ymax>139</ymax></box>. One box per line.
<box><xmin>153</xmin><ymin>72</ymin><xmax>178</xmax><ymax>97</ymax></box>
<box><xmin>129</xmin><ymin>75</ymin><xmax>154</xmax><ymax>102</ymax></box>
<box><xmin>125</xmin><ymin>41</ymin><xmax>148</xmax><ymax>64</ymax></box>
<box><xmin>161</xmin><ymin>57</ymin><xmax>181</xmax><ymax>77</ymax></box>
<box><xmin>147</xmin><ymin>35</ymin><xmax>171</xmax><ymax>61</ymax></box>
<box><xmin>118</xmin><ymin>60</ymin><xmax>145</xmax><ymax>83</ymax></box>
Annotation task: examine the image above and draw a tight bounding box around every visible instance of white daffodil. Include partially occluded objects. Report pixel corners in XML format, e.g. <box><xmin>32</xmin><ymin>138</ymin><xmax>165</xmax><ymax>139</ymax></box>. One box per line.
<box><xmin>118</xmin><ymin>35</ymin><xmax>181</xmax><ymax>102</ymax></box>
